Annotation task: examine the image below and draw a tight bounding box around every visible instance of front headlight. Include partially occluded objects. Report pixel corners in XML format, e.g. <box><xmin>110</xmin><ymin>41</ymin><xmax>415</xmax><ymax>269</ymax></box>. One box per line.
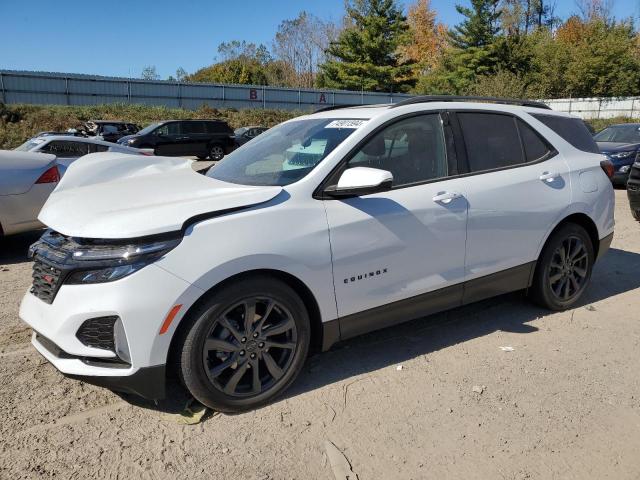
<box><xmin>619</xmin><ymin>165</ymin><xmax>631</xmax><ymax>173</ymax></box>
<box><xmin>610</xmin><ymin>151</ymin><xmax>635</xmax><ymax>159</ymax></box>
<box><xmin>65</xmin><ymin>237</ymin><xmax>181</xmax><ymax>284</ymax></box>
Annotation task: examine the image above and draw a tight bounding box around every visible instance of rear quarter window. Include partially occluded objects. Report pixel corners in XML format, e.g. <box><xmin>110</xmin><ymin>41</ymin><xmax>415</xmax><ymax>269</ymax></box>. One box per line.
<box><xmin>205</xmin><ymin>122</ymin><xmax>233</xmax><ymax>134</ymax></box>
<box><xmin>531</xmin><ymin>114</ymin><xmax>599</xmax><ymax>154</ymax></box>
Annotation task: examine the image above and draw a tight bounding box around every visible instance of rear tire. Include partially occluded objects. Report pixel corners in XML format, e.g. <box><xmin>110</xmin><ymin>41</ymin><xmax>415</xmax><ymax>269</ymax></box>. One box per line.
<box><xmin>177</xmin><ymin>275</ymin><xmax>310</xmax><ymax>413</ymax></box>
<box><xmin>208</xmin><ymin>144</ymin><xmax>225</xmax><ymax>161</ymax></box>
<box><xmin>530</xmin><ymin>223</ymin><xmax>594</xmax><ymax>310</ymax></box>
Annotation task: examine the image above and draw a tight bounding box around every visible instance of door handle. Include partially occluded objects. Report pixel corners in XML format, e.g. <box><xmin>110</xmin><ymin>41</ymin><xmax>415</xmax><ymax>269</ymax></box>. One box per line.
<box><xmin>432</xmin><ymin>192</ymin><xmax>463</xmax><ymax>204</ymax></box>
<box><xmin>539</xmin><ymin>171</ymin><xmax>558</xmax><ymax>182</ymax></box>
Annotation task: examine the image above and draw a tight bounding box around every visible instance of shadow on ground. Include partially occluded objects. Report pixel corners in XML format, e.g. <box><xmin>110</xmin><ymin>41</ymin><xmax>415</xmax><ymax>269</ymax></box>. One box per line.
<box><xmin>123</xmin><ymin>247</ymin><xmax>640</xmax><ymax>417</ymax></box>
<box><xmin>0</xmin><ymin>230</ymin><xmax>42</xmax><ymax>265</ymax></box>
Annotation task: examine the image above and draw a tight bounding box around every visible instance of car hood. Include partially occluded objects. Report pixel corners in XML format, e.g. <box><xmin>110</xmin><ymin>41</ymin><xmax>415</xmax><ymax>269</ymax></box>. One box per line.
<box><xmin>116</xmin><ymin>134</ymin><xmax>136</xmax><ymax>144</ymax></box>
<box><xmin>596</xmin><ymin>141</ymin><xmax>640</xmax><ymax>153</ymax></box>
<box><xmin>38</xmin><ymin>153</ymin><xmax>283</xmax><ymax>239</ymax></box>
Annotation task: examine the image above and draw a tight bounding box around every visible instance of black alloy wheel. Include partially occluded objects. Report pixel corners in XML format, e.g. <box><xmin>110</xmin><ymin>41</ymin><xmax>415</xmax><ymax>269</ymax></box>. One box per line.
<box><xmin>547</xmin><ymin>235</ymin><xmax>589</xmax><ymax>301</ymax></box>
<box><xmin>178</xmin><ymin>276</ymin><xmax>309</xmax><ymax>412</ymax></box>
<box><xmin>202</xmin><ymin>297</ymin><xmax>298</xmax><ymax>397</ymax></box>
<box><xmin>530</xmin><ymin>223</ymin><xmax>594</xmax><ymax>310</ymax></box>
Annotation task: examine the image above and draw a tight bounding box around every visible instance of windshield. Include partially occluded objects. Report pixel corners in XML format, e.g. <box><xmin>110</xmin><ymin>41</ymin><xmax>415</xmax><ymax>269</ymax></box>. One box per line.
<box><xmin>14</xmin><ymin>138</ymin><xmax>46</xmax><ymax>151</ymax></box>
<box><xmin>207</xmin><ymin>118</ymin><xmax>366</xmax><ymax>186</ymax></box>
<box><xmin>594</xmin><ymin>125</ymin><xmax>640</xmax><ymax>144</ymax></box>
<box><xmin>137</xmin><ymin>122</ymin><xmax>162</xmax><ymax>136</ymax></box>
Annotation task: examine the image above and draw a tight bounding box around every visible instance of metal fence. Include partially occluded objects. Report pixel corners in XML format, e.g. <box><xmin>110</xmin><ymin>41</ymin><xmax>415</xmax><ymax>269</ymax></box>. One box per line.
<box><xmin>543</xmin><ymin>97</ymin><xmax>640</xmax><ymax>119</ymax></box>
<box><xmin>0</xmin><ymin>70</ymin><xmax>411</xmax><ymax>111</ymax></box>
<box><xmin>2</xmin><ymin>70</ymin><xmax>639</xmax><ymax>119</ymax></box>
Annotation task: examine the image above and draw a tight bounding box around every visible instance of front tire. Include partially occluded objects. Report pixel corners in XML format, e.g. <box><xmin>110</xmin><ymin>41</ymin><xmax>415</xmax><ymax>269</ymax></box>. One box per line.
<box><xmin>530</xmin><ymin>223</ymin><xmax>594</xmax><ymax>310</ymax></box>
<box><xmin>178</xmin><ymin>276</ymin><xmax>310</xmax><ymax>413</ymax></box>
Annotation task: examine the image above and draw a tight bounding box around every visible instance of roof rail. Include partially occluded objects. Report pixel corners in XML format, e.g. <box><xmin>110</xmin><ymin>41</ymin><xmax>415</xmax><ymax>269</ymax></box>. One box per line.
<box><xmin>314</xmin><ymin>104</ymin><xmax>360</xmax><ymax>113</ymax></box>
<box><xmin>391</xmin><ymin>95</ymin><xmax>551</xmax><ymax>110</ymax></box>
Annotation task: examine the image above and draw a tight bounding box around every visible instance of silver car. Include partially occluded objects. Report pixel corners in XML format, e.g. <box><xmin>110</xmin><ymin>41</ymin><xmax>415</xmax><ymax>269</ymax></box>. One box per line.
<box><xmin>14</xmin><ymin>135</ymin><xmax>149</xmax><ymax>175</ymax></box>
<box><xmin>0</xmin><ymin>151</ymin><xmax>60</xmax><ymax>236</ymax></box>
<box><xmin>1</xmin><ymin>137</ymin><xmax>151</xmax><ymax>236</ymax></box>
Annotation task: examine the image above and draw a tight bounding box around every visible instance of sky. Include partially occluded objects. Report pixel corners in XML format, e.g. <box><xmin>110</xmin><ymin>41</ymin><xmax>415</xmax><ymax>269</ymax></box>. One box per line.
<box><xmin>0</xmin><ymin>0</ymin><xmax>638</xmax><ymax>79</ymax></box>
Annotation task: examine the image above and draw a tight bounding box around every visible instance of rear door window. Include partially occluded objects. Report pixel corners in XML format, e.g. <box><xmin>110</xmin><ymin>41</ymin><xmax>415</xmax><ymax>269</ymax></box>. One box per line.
<box><xmin>89</xmin><ymin>144</ymin><xmax>109</xmax><ymax>153</ymax></box>
<box><xmin>531</xmin><ymin>114</ymin><xmax>599</xmax><ymax>153</ymax></box>
<box><xmin>182</xmin><ymin>122</ymin><xmax>206</xmax><ymax>134</ymax></box>
<box><xmin>517</xmin><ymin>119</ymin><xmax>554</xmax><ymax>162</ymax></box>
<box><xmin>457</xmin><ymin>113</ymin><xmax>525</xmax><ymax>172</ymax></box>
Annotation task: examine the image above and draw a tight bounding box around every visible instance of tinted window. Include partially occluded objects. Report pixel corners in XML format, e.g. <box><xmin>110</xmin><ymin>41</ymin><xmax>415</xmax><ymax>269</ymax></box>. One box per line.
<box><xmin>155</xmin><ymin>123</ymin><xmax>181</xmax><ymax>135</ymax></box>
<box><xmin>89</xmin><ymin>144</ymin><xmax>109</xmax><ymax>153</ymax></box>
<box><xmin>532</xmin><ymin>114</ymin><xmax>599</xmax><ymax>153</ymax></box>
<box><xmin>205</xmin><ymin>121</ymin><xmax>233</xmax><ymax>134</ymax></box>
<box><xmin>346</xmin><ymin>114</ymin><xmax>447</xmax><ymax>187</ymax></box>
<box><xmin>593</xmin><ymin>124</ymin><xmax>640</xmax><ymax>143</ymax></box>
<box><xmin>517</xmin><ymin>119</ymin><xmax>552</xmax><ymax>162</ymax></box>
<box><xmin>182</xmin><ymin>122</ymin><xmax>206</xmax><ymax>134</ymax></box>
<box><xmin>41</xmin><ymin>141</ymin><xmax>89</xmax><ymax>158</ymax></box>
<box><xmin>458</xmin><ymin>113</ymin><xmax>524</xmax><ymax>172</ymax></box>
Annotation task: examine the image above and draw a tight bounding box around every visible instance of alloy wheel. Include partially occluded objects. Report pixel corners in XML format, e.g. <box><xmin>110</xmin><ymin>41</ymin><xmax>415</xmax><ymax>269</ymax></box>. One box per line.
<box><xmin>202</xmin><ymin>297</ymin><xmax>298</xmax><ymax>398</ymax></box>
<box><xmin>548</xmin><ymin>235</ymin><xmax>589</xmax><ymax>301</ymax></box>
<box><xmin>210</xmin><ymin>145</ymin><xmax>224</xmax><ymax>161</ymax></box>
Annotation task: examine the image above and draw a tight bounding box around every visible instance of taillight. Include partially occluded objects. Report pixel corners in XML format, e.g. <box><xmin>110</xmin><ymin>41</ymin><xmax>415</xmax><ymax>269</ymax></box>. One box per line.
<box><xmin>600</xmin><ymin>159</ymin><xmax>615</xmax><ymax>179</ymax></box>
<box><xmin>35</xmin><ymin>166</ymin><xmax>60</xmax><ymax>184</ymax></box>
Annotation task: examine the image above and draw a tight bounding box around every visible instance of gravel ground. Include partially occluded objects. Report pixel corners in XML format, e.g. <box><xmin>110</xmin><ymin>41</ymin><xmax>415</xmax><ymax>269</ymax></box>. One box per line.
<box><xmin>1</xmin><ymin>189</ymin><xmax>639</xmax><ymax>480</ymax></box>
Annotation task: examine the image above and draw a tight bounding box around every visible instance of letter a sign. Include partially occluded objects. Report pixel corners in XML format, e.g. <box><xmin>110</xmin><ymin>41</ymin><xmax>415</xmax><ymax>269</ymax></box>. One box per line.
<box><xmin>319</xmin><ymin>93</ymin><xmax>327</xmax><ymax>104</ymax></box>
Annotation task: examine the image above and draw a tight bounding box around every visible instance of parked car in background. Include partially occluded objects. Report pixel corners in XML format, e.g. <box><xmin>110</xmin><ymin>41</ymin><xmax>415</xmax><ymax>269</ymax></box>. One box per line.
<box><xmin>234</xmin><ymin>126</ymin><xmax>268</xmax><ymax>147</ymax></box>
<box><xmin>2</xmin><ymin>138</ymin><xmax>151</xmax><ymax>236</ymax></box>
<box><xmin>79</xmin><ymin>121</ymin><xmax>140</xmax><ymax>143</ymax></box>
<box><xmin>14</xmin><ymin>135</ymin><xmax>151</xmax><ymax>176</ymax></box>
<box><xmin>594</xmin><ymin>123</ymin><xmax>640</xmax><ymax>186</ymax></box>
<box><xmin>0</xmin><ymin>151</ymin><xmax>60</xmax><ymax>236</ymax></box>
<box><xmin>627</xmin><ymin>160</ymin><xmax>640</xmax><ymax>221</ymax></box>
<box><xmin>118</xmin><ymin>119</ymin><xmax>235</xmax><ymax>160</ymax></box>
<box><xmin>21</xmin><ymin>97</ymin><xmax>614</xmax><ymax>413</ymax></box>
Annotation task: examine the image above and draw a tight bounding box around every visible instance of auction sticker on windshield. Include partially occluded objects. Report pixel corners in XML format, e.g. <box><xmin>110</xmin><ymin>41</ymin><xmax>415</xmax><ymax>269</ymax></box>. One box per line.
<box><xmin>325</xmin><ymin>119</ymin><xmax>368</xmax><ymax>129</ymax></box>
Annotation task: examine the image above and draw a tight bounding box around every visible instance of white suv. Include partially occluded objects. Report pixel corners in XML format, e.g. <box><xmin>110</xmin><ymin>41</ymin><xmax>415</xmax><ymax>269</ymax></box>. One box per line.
<box><xmin>20</xmin><ymin>97</ymin><xmax>615</xmax><ymax>412</ymax></box>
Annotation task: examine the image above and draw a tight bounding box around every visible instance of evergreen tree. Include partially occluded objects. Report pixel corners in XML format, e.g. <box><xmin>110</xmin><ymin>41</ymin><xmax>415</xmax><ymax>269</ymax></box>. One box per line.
<box><xmin>450</xmin><ymin>0</ymin><xmax>501</xmax><ymax>48</ymax></box>
<box><xmin>318</xmin><ymin>0</ymin><xmax>415</xmax><ymax>92</ymax></box>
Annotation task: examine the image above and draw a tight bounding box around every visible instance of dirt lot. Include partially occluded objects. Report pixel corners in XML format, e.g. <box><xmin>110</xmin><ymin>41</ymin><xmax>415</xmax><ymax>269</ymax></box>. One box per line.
<box><xmin>1</xmin><ymin>189</ymin><xmax>639</xmax><ymax>480</ymax></box>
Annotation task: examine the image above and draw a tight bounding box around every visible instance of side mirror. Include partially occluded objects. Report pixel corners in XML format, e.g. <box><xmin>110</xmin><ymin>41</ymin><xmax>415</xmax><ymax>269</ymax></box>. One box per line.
<box><xmin>325</xmin><ymin>166</ymin><xmax>393</xmax><ymax>198</ymax></box>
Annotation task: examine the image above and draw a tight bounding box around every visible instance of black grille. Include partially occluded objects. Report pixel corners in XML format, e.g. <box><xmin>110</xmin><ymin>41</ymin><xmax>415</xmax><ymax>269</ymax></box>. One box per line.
<box><xmin>76</xmin><ymin>316</ymin><xmax>118</xmax><ymax>351</ymax></box>
<box><xmin>31</xmin><ymin>259</ymin><xmax>64</xmax><ymax>304</ymax></box>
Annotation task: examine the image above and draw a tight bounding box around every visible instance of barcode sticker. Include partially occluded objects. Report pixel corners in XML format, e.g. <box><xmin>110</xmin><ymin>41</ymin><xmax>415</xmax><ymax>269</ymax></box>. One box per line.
<box><xmin>325</xmin><ymin>119</ymin><xmax>368</xmax><ymax>129</ymax></box>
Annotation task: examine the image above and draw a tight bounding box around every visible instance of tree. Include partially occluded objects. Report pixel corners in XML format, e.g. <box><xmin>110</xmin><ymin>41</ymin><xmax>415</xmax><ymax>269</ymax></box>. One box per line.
<box><xmin>140</xmin><ymin>65</ymin><xmax>160</xmax><ymax>80</ymax></box>
<box><xmin>450</xmin><ymin>0</ymin><xmax>501</xmax><ymax>49</ymax></box>
<box><xmin>273</xmin><ymin>11</ymin><xmax>338</xmax><ymax>88</ymax></box>
<box><xmin>399</xmin><ymin>0</ymin><xmax>448</xmax><ymax>75</ymax></box>
<box><xmin>499</xmin><ymin>0</ymin><xmax>556</xmax><ymax>36</ymax></box>
<box><xmin>175</xmin><ymin>67</ymin><xmax>188</xmax><ymax>82</ymax></box>
<box><xmin>318</xmin><ymin>0</ymin><xmax>415</xmax><ymax>92</ymax></box>
<box><xmin>416</xmin><ymin>0</ymin><xmax>502</xmax><ymax>94</ymax></box>
<box><xmin>533</xmin><ymin>16</ymin><xmax>640</xmax><ymax>97</ymax></box>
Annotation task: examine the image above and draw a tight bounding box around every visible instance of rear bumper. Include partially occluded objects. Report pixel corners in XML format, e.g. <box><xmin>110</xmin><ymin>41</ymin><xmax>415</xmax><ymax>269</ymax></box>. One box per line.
<box><xmin>597</xmin><ymin>232</ymin><xmax>614</xmax><ymax>261</ymax></box>
<box><xmin>611</xmin><ymin>172</ymin><xmax>629</xmax><ymax>185</ymax></box>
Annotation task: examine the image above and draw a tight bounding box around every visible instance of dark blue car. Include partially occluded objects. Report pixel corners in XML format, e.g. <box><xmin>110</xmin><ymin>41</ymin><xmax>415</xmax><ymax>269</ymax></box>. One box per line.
<box><xmin>594</xmin><ymin>123</ymin><xmax>640</xmax><ymax>186</ymax></box>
